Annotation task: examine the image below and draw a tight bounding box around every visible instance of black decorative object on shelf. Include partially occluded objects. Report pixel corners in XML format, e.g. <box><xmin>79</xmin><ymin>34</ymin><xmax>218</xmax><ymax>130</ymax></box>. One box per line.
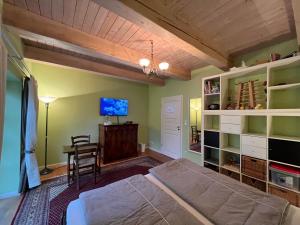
<box><xmin>208</xmin><ymin>104</ymin><xmax>220</xmax><ymax>110</ymax></box>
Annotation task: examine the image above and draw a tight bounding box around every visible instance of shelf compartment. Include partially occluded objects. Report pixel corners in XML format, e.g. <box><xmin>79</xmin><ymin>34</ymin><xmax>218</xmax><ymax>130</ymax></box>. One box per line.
<box><xmin>269</xmin><ymin>60</ymin><xmax>300</xmax><ymax>87</ymax></box>
<box><xmin>221</xmin><ymin>69</ymin><xmax>267</xmax><ymax>110</ymax></box>
<box><xmin>269</xmin><ymin>184</ymin><xmax>300</xmax><ymax>207</ymax></box>
<box><xmin>242</xmin><ymin>175</ymin><xmax>266</xmax><ymax>192</ymax></box>
<box><xmin>268</xmin><ymin>135</ymin><xmax>300</xmax><ymax>142</ymax></box>
<box><xmin>204</xmin><ymin>77</ymin><xmax>220</xmax><ymax>95</ymax></box>
<box><xmin>242</xmin><ymin>116</ymin><xmax>266</xmax><ymax>135</ymax></box>
<box><xmin>204</xmin><ymin>130</ymin><xmax>219</xmax><ymax>148</ymax></box>
<box><xmin>204</xmin><ymin>146</ymin><xmax>219</xmax><ymax>166</ymax></box>
<box><xmin>268</xmin><ymin>82</ymin><xmax>300</xmax><ymax>90</ymax></box>
<box><xmin>269</xmin><ymin>86</ymin><xmax>300</xmax><ymax>110</ymax></box>
<box><xmin>269</xmin><ymin>162</ymin><xmax>300</xmax><ymax>192</ymax></box>
<box><xmin>204</xmin><ymin>115</ymin><xmax>219</xmax><ymax>131</ymax></box>
<box><xmin>241</xmin><ymin>135</ymin><xmax>267</xmax><ymax>160</ymax></box>
<box><xmin>205</xmin><ymin>92</ymin><xmax>220</xmax><ymax>96</ymax></box>
<box><xmin>205</xmin><ymin>95</ymin><xmax>220</xmax><ymax>110</ymax></box>
<box><xmin>220</xmin><ymin>133</ymin><xmax>240</xmax><ymax>154</ymax></box>
<box><xmin>220</xmin><ymin>168</ymin><xmax>240</xmax><ymax>181</ymax></box>
<box><xmin>204</xmin><ymin>162</ymin><xmax>219</xmax><ymax>173</ymax></box>
<box><xmin>269</xmin><ymin>116</ymin><xmax>300</xmax><ymax>141</ymax></box>
<box><xmin>204</xmin><ymin>77</ymin><xmax>220</xmax><ymax>110</ymax></box>
<box><xmin>269</xmin><ymin>138</ymin><xmax>300</xmax><ymax>167</ymax></box>
<box><xmin>221</xmin><ymin>151</ymin><xmax>240</xmax><ymax>173</ymax></box>
<box><xmin>241</xmin><ymin>155</ymin><xmax>267</xmax><ymax>181</ymax></box>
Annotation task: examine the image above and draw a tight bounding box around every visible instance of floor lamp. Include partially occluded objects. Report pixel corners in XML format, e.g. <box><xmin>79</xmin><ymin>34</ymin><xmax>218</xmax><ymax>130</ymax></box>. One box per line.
<box><xmin>39</xmin><ymin>96</ymin><xmax>57</xmax><ymax>175</ymax></box>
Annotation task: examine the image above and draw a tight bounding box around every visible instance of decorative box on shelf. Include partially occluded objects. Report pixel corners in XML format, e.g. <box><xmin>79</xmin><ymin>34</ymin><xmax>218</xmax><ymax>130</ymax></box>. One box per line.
<box><xmin>269</xmin><ymin>163</ymin><xmax>300</xmax><ymax>192</ymax></box>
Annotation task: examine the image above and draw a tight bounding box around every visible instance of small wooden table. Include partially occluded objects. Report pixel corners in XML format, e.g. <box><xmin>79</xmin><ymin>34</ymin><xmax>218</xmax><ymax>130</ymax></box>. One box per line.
<box><xmin>63</xmin><ymin>143</ymin><xmax>101</xmax><ymax>184</ymax></box>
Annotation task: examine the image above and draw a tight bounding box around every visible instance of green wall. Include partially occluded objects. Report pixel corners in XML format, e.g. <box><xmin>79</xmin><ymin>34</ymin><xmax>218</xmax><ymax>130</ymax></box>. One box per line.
<box><xmin>27</xmin><ymin>61</ymin><xmax>149</xmax><ymax>166</ymax></box>
<box><xmin>148</xmin><ymin>66</ymin><xmax>223</xmax><ymax>165</ymax></box>
<box><xmin>234</xmin><ymin>39</ymin><xmax>298</xmax><ymax>66</ymax></box>
<box><xmin>0</xmin><ymin>67</ymin><xmax>22</xmax><ymax>196</ymax></box>
<box><xmin>0</xmin><ymin>30</ymin><xmax>23</xmax><ymax>197</ymax></box>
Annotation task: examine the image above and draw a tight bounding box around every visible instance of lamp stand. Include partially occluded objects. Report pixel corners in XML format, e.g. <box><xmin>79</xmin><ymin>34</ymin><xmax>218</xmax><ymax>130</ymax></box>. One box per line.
<box><xmin>195</xmin><ymin>109</ymin><xmax>199</xmax><ymax>130</ymax></box>
<box><xmin>40</xmin><ymin>102</ymin><xmax>53</xmax><ymax>175</ymax></box>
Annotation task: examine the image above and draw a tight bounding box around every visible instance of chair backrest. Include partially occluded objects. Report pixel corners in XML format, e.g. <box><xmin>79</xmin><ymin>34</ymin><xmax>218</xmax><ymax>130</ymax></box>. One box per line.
<box><xmin>71</xmin><ymin>135</ymin><xmax>91</xmax><ymax>147</ymax></box>
<box><xmin>191</xmin><ymin>126</ymin><xmax>197</xmax><ymax>135</ymax></box>
<box><xmin>74</xmin><ymin>143</ymin><xmax>98</xmax><ymax>160</ymax></box>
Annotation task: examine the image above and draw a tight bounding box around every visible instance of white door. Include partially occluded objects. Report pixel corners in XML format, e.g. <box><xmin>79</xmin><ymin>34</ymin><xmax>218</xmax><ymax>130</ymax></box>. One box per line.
<box><xmin>161</xmin><ymin>95</ymin><xmax>183</xmax><ymax>159</ymax></box>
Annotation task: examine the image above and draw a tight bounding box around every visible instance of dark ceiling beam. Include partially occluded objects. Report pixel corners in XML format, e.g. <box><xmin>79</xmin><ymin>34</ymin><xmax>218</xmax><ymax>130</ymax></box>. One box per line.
<box><xmin>24</xmin><ymin>45</ymin><xmax>165</xmax><ymax>86</ymax></box>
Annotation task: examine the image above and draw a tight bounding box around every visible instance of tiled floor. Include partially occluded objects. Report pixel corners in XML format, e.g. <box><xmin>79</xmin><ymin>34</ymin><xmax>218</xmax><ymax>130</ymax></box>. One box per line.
<box><xmin>0</xmin><ymin>195</ymin><xmax>22</xmax><ymax>225</ymax></box>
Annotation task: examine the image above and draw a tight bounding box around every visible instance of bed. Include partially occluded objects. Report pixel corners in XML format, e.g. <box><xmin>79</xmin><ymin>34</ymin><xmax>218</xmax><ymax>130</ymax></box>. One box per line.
<box><xmin>66</xmin><ymin>159</ymin><xmax>300</xmax><ymax>225</ymax></box>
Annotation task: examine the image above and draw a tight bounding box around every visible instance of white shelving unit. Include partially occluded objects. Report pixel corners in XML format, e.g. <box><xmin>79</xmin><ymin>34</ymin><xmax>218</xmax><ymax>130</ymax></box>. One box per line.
<box><xmin>201</xmin><ymin>55</ymin><xmax>300</xmax><ymax>206</ymax></box>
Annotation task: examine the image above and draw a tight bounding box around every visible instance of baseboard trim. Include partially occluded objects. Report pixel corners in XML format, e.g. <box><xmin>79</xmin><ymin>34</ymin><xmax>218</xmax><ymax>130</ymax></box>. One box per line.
<box><xmin>0</xmin><ymin>191</ymin><xmax>20</xmax><ymax>199</ymax></box>
<box><xmin>147</xmin><ymin>146</ymin><xmax>161</xmax><ymax>153</ymax></box>
<box><xmin>39</xmin><ymin>162</ymin><xmax>67</xmax><ymax>170</ymax></box>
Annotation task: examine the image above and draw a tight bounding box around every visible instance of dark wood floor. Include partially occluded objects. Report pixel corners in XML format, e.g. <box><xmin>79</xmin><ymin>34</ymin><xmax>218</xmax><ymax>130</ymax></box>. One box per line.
<box><xmin>41</xmin><ymin>149</ymin><xmax>173</xmax><ymax>182</ymax></box>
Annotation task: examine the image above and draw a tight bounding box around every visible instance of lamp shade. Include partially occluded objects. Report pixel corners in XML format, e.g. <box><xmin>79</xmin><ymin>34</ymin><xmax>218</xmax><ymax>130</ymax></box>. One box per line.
<box><xmin>139</xmin><ymin>58</ymin><xmax>150</xmax><ymax>67</ymax></box>
<box><xmin>39</xmin><ymin>96</ymin><xmax>57</xmax><ymax>104</ymax></box>
<box><xmin>159</xmin><ymin>62</ymin><xmax>169</xmax><ymax>71</ymax></box>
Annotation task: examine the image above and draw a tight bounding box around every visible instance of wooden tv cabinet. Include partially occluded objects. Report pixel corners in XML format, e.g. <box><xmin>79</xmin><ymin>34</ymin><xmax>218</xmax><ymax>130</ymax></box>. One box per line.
<box><xmin>99</xmin><ymin>124</ymin><xmax>138</xmax><ymax>164</ymax></box>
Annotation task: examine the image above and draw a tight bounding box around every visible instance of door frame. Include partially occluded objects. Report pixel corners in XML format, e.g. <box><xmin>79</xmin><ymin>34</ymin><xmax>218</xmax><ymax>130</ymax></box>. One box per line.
<box><xmin>188</xmin><ymin>97</ymin><xmax>202</xmax><ymax>153</ymax></box>
<box><xmin>161</xmin><ymin>95</ymin><xmax>183</xmax><ymax>159</ymax></box>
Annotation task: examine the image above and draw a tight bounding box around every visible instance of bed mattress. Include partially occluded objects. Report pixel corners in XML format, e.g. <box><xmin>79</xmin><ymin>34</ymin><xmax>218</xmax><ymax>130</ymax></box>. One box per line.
<box><xmin>66</xmin><ymin>174</ymin><xmax>300</xmax><ymax>225</ymax></box>
<box><xmin>66</xmin><ymin>199</ymin><xmax>86</xmax><ymax>225</ymax></box>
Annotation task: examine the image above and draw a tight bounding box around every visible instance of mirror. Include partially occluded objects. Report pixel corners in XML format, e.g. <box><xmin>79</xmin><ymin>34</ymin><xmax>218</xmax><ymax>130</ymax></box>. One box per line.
<box><xmin>189</xmin><ymin>98</ymin><xmax>202</xmax><ymax>153</ymax></box>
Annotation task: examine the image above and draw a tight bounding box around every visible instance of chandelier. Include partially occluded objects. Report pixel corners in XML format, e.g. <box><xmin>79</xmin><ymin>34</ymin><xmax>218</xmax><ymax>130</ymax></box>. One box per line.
<box><xmin>138</xmin><ymin>40</ymin><xmax>169</xmax><ymax>79</ymax></box>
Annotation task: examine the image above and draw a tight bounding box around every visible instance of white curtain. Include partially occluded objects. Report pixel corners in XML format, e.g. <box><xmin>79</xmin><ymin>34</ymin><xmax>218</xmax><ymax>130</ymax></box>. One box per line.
<box><xmin>25</xmin><ymin>76</ymin><xmax>41</xmax><ymax>188</ymax></box>
<box><xmin>0</xmin><ymin>39</ymin><xmax>7</xmax><ymax>161</ymax></box>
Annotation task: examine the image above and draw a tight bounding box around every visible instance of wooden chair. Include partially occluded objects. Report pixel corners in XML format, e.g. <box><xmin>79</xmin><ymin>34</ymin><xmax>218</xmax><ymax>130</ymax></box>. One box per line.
<box><xmin>191</xmin><ymin>126</ymin><xmax>198</xmax><ymax>143</ymax></box>
<box><xmin>71</xmin><ymin>135</ymin><xmax>91</xmax><ymax>146</ymax></box>
<box><xmin>73</xmin><ymin>143</ymin><xmax>98</xmax><ymax>190</ymax></box>
<box><xmin>67</xmin><ymin>135</ymin><xmax>91</xmax><ymax>185</ymax></box>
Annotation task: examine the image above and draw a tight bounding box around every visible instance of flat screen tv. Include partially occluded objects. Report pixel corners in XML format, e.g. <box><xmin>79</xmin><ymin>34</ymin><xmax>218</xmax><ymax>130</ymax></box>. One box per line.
<box><xmin>100</xmin><ymin>98</ymin><xmax>128</xmax><ymax>116</ymax></box>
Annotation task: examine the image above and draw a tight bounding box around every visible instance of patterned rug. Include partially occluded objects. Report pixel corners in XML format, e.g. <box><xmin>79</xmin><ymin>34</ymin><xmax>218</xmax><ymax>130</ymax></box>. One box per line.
<box><xmin>12</xmin><ymin>157</ymin><xmax>161</xmax><ymax>225</ymax></box>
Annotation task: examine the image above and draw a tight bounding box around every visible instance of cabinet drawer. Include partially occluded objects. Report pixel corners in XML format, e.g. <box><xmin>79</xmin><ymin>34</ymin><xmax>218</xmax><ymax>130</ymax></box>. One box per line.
<box><xmin>221</xmin><ymin>168</ymin><xmax>240</xmax><ymax>181</ymax></box>
<box><xmin>221</xmin><ymin>115</ymin><xmax>241</xmax><ymax>125</ymax></box>
<box><xmin>241</xmin><ymin>135</ymin><xmax>267</xmax><ymax>148</ymax></box>
<box><xmin>220</xmin><ymin>123</ymin><xmax>241</xmax><ymax>134</ymax></box>
<box><xmin>242</xmin><ymin>175</ymin><xmax>266</xmax><ymax>192</ymax></box>
<box><xmin>241</xmin><ymin>145</ymin><xmax>267</xmax><ymax>160</ymax></box>
<box><xmin>204</xmin><ymin>162</ymin><xmax>219</xmax><ymax>173</ymax></box>
<box><xmin>242</xmin><ymin>156</ymin><xmax>267</xmax><ymax>180</ymax></box>
<box><xmin>269</xmin><ymin>185</ymin><xmax>299</xmax><ymax>206</ymax></box>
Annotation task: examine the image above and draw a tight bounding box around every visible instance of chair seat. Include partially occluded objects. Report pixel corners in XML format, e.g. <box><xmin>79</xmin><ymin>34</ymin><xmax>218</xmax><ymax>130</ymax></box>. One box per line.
<box><xmin>74</xmin><ymin>158</ymin><xmax>95</xmax><ymax>167</ymax></box>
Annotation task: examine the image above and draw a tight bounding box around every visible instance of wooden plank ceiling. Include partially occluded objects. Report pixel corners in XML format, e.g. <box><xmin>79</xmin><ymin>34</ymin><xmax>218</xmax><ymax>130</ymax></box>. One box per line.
<box><xmin>4</xmin><ymin>0</ymin><xmax>206</xmax><ymax>74</ymax></box>
<box><xmin>112</xmin><ymin>0</ymin><xmax>296</xmax><ymax>57</ymax></box>
<box><xmin>3</xmin><ymin>0</ymin><xmax>297</xmax><ymax>85</ymax></box>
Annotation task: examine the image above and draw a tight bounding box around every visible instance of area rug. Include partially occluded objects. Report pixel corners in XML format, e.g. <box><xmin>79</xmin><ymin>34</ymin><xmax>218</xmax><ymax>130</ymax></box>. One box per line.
<box><xmin>12</xmin><ymin>157</ymin><xmax>161</xmax><ymax>225</ymax></box>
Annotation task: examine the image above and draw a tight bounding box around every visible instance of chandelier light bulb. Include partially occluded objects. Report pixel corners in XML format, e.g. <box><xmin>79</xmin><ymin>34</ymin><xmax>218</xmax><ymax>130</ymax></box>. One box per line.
<box><xmin>144</xmin><ymin>67</ymin><xmax>151</xmax><ymax>75</ymax></box>
<box><xmin>139</xmin><ymin>58</ymin><xmax>150</xmax><ymax>67</ymax></box>
<box><xmin>159</xmin><ymin>62</ymin><xmax>169</xmax><ymax>71</ymax></box>
<box><xmin>138</xmin><ymin>41</ymin><xmax>170</xmax><ymax>78</ymax></box>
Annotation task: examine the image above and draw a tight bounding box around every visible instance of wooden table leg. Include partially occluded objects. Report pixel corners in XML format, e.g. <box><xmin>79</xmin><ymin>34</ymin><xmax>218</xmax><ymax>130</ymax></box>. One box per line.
<box><xmin>97</xmin><ymin>151</ymin><xmax>101</xmax><ymax>173</ymax></box>
<box><xmin>67</xmin><ymin>153</ymin><xmax>71</xmax><ymax>185</ymax></box>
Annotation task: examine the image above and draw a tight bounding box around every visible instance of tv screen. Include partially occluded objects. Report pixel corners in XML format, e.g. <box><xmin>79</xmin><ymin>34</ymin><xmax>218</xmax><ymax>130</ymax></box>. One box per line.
<box><xmin>100</xmin><ymin>98</ymin><xmax>128</xmax><ymax>116</ymax></box>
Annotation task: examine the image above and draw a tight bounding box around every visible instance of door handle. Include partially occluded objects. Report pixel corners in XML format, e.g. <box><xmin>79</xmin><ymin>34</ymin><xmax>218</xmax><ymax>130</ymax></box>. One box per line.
<box><xmin>177</xmin><ymin>126</ymin><xmax>181</xmax><ymax>131</ymax></box>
